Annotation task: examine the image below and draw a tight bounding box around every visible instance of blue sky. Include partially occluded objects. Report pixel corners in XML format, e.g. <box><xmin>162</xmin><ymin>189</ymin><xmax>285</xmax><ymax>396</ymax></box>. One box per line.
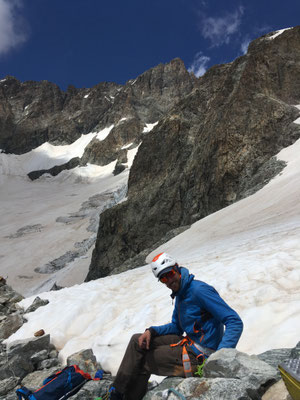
<box><xmin>0</xmin><ymin>0</ymin><xmax>299</xmax><ymax>90</ymax></box>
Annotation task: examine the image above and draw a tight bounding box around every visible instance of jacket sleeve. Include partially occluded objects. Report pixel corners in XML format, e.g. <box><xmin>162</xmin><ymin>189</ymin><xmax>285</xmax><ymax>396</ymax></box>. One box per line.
<box><xmin>149</xmin><ymin>301</ymin><xmax>183</xmax><ymax>336</ymax></box>
<box><xmin>193</xmin><ymin>284</ymin><xmax>243</xmax><ymax>349</ymax></box>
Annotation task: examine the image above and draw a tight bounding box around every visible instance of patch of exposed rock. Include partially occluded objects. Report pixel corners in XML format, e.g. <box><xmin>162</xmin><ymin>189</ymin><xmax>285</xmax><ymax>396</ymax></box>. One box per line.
<box><xmin>27</xmin><ymin>157</ymin><xmax>81</xmax><ymax>180</ymax></box>
<box><xmin>5</xmin><ymin>224</ymin><xmax>44</xmax><ymax>239</ymax></box>
<box><xmin>0</xmin><ymin>277</ymin><xmax>24</xmax><ymax>340</ymax></box>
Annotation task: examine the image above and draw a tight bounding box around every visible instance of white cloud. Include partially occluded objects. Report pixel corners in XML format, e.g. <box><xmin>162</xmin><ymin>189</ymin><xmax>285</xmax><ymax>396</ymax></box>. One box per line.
<box><xmin>0</xmin><ymin>0</ymin><xmax>28</xmax><ymax>55</ymax></box>
<box><xmin>199</xmin><ymin>6</ymin><xmax>244</xmax><ymax>47</ymax></box>
<box><xmin>188</xmin><ymin>52</ymin><xmax>210</xmax><ymax>77</ymax></box>
<box><xmin>241</xmin><ymin>37</ymin><xmax>251</xmax><ymax>54</ymax></box>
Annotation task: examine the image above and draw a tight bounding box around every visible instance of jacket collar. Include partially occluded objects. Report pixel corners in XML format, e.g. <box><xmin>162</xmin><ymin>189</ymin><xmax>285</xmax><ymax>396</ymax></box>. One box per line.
<box><xmin>171</xmin><ymin>266</ymin><xmax>194</xmax><ymax>299</ymax></box>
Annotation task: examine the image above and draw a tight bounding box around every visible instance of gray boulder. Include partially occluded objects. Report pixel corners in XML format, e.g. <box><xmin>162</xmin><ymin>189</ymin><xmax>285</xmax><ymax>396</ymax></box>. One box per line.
<box><xmin>38</xmin><ymin>357</ymin><xmax>60</xmax><ymax>369</ymax></box>
<box><xmin>25</xmin><ymin>296</ymin><xmax>49</xmax><ymax>313</ymax></box>
<box><xmin>21</xmin><ymin>366</ymin><xmax>61</xmax><ymax>390</ymax></box>
<box><xmin>71</xmin><ymin>379</ymin><xmax>112</xmax><ymax>400</ymax></box>
<box><xmin>290</xmin><ymin>341</ymin><xmax>300</xmax><ymax>358</ymax></box>
<box><xmin>257</xmin><ymin>348</ymin><xmax>292</xmax><ymax>370</ymax></box>
<box><xmin>67</xmin><ymin>348</ymin><xmax>103</xmax><ymax>375</ymax></box>
<box><xmin>143</xmin><ymin>378</ymin><xmax>184</xmax><ymax>400</ymax></box>
<box><xmin>0</xmin><ymin>391</ymin><xmax>18</xmax><ymax>400</ymax></box>
<box><xmin>204</xmin><ymin>349</ymin><xmax>278</xmax><ymax>397</ymax></box>
<box><xmin>144</xmin><ymin>377</ymin><xmax>252</xmax><ymax>400</ymax></box>
<box><xmin>8</xmin><ymin>334</ymin><xmax>51</xmax><ymax>359</ymax></box>
<box><xmin>0</xmin><ymin>312</ymin><xmax>24</xmax><ymax>340</ymax></box>
<box><xmin>0</xmin><ymin>377</ymin><xmax>20</xmax><ymax>396</ymax></box>
<box><xmin>0</xmin><ymin>335</ymin><xmax>52</xmax><ymax>381</ymax></box>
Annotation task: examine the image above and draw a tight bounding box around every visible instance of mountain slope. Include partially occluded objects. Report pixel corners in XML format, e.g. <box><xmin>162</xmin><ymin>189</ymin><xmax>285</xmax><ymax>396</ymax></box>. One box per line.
<box><xmin>87</xmin><ymin>26</ymin><xmax>300</xmax><ymax>280</ymax></box>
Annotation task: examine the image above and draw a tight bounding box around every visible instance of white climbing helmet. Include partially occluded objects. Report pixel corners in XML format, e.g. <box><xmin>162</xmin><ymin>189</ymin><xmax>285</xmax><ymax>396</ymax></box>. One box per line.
<box><xmin>151</xmin><ymin>252</ymin><xmax>177</xmax><ymax>279</ymax></box>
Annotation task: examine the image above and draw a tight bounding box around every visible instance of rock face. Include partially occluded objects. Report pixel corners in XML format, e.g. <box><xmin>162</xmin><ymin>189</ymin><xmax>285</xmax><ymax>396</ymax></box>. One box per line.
<box><xmin>0</xmin><ymin>277</ymin><xmax>24</xmax><ymax>340</ymax></box>
<box><xmin>0</xmin><ymin>58</ymin><xmax>195</xmax><ymax>163</ymax></box>
<box><xmin>87</xmin><ymin>26</ymin><xmax>300</xmax><ymax>280</ymax></box>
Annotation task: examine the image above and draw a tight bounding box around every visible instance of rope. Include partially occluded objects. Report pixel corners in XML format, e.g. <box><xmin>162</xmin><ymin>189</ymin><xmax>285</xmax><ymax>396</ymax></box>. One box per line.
<box><xmin>162</xmin><ymin>388</ymin><xmax>187</xmax><ymax>400</ymax></box>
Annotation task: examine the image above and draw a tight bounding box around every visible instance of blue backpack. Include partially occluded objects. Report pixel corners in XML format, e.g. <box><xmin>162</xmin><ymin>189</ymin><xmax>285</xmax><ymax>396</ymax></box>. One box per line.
<box><xmin>16</xmin><ymin>365</ymin><xmax>101</xmax><ymax>400</ymax></box>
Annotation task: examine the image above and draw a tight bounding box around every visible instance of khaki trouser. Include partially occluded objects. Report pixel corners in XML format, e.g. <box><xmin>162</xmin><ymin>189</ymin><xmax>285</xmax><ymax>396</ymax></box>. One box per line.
<box><xmin>113</xmin><ymin>333</ymin><xmax>199</xmax><ymax>400</ymax></box>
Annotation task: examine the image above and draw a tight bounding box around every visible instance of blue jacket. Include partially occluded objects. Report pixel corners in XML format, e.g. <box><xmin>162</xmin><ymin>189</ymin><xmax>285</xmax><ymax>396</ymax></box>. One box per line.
<box><xmin>151</xmin><ymin>267</ymin><xmax>243</xmax><ymax>351</ymax></box>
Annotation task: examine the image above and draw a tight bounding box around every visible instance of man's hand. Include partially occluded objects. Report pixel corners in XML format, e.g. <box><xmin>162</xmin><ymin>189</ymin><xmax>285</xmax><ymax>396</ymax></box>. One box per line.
<box><xmin>138</xmin><ymin>330</ymin><xmax>151</xmax><ymax>349</ymax></box>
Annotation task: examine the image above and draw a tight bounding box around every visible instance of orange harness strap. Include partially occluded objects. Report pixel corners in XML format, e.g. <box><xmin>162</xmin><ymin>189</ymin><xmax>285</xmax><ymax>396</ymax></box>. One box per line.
<box><xmin>170</xmin><ymin>338</ymin><xmax>193</xmax><ymax>378</ymax></box>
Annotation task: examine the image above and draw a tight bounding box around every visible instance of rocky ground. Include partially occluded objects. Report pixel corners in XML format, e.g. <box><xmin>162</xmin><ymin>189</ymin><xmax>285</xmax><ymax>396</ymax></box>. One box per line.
<box><xmin>0</xmin><ymin>278</ymin><xmax>297</xmax><ymax>399</ymax></box>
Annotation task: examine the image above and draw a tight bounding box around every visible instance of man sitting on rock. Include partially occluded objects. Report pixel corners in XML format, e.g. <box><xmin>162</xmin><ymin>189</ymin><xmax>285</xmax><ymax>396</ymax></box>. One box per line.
<box><xmin>108</xmin><ymin>252</ymin><xmax>243</xmax><ymax>400</ymax></box>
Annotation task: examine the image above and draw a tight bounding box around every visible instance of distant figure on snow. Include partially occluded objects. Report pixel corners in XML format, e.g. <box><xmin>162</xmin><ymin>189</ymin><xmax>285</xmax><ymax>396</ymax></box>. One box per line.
<box><xmin>108</xmin><ymin>252</ymin><xmax>243</xmax><ymax>400</ymax></box>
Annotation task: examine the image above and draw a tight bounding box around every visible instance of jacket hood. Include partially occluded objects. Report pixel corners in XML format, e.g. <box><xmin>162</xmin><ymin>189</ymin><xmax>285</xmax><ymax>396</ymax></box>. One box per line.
<box><xmin>171</xmin><ymin>266</ymin><xmax>194</xmax><ymax>298</ymax></box>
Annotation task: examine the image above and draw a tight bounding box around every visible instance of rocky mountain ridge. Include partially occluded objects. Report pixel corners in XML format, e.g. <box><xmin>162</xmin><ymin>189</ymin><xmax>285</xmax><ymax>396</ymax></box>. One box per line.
<box><xmin>0</xmin><ymin>58</ymin><xmax>196</xmax><ymax>163</ymax></box>
<box><xmin>1</xmin><ymin>27</ymin><xmax>300</xmax><ymax>283</ymax></box>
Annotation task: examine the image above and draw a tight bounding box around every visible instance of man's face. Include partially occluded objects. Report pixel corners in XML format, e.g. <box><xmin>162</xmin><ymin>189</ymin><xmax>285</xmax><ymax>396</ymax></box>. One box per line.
<box><xmin>160</xmin><ymin>268</ymin><xmax>181</xmax><ymax>292</ymax></box>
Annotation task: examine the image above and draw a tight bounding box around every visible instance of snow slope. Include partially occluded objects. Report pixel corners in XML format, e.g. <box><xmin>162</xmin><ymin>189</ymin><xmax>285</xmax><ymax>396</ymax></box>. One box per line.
<box><xmin>0</xmin><ymin>125</ymin><xmax>139</xmax><ymax>296</ymax></box>
<box><xmin>5</xmin><ymin>130</ymin><xmax>300</xmax><ymax>376</ymax></box>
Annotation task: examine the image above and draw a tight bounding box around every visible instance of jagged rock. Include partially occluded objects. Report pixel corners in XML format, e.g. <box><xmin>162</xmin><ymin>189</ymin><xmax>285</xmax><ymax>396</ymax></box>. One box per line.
<box><xmin>81</xmin><ymin>119</ymin><xmax>143</xmax><ymax>167</ymax></box>
<box><xmin>0</xmin><ymin>312</ymin><xmax>23</xmax><ymax>340</ymax></box>
<box><xmin>258</xmin><ymin>348</ymin><xmax>292</xmax><ymax>369</ymax></box>
<box><xmin>8</xmin><ymin>334</ymin><xmax>50</xmax><ymax>356</ymax></box>
<box><xmin>0</xmin><ymin>392</ymin><xmax>17</xmax><ymax>400</ymax></box>
<box><xmin>38</xmin><ymin>357</ymin><xmax>60</xmax><ymax>370</ymax></box>
<box><xmin>67</xmin><ymin>348</ymin><xmax>102</xmax><ymax>375</ymax></box>
<box><xmin>204</xmin><ymin>349</ymin><xmax>279</xmax><ymax>396</ymax></box>
<box><xmin>30</xmin><ymin>349</ymin><xmax>48</xmax><ymax>365</ymax></box>
<box><xmin>144</xmin><ymin>377</ymin><xmax>252</xmax><ymax>400</ymax></box>
<box><xmin>20</xmin><ymin>366</ymin><xmax>61</xmax><ymax>389</ymax></box>
<box><xmin>25</xmin><ymin>296</ymin><xmax>49</xmax><ymax>313</ymax></box>
<box><xmin>0</xmin><ymin>280</ymin><xmax>25</xmax><ymax>340</ymax></box>
<box><xmin>0</xmin><ymin>352</ymin><xmax>35</xmax><ymax>381</ymax></box>
<box><xmin>71</xmin><ymin>379</ymin><xmax>112</xmax><ymax>400</ymax></box>
<box><xmin>113</xmin><ymin>161</ymin><xmax>127</xmax><ymax>176</ymax></box>
<box><xmin>0</xmin><ymin>334</ymin><xmax>61</xmax><ymax>398</ymax></box>
<box><xmin>49</xmin><ymin>348</ymin><xmax>59</xmax><ymax>358</ymax></box>
<box><xmin>290</xmin><ymin>341</ymin><xmax>300</xmax><ymax>358</ymax></box>
<box><xmin>27</xmin><ymin>156</ymin><xmax>81</xmax><ymax>180</ymax></box>
<box><xmin>1</xmin><ymin>335</ymin><xmax>51</xmax><ymax>380</ymax></box>
<box><xmin>0</xmin><ymin>377</ymin><xmax>20</xmax><ymax>396</ymax></box>
<box><xmin>0</xmin><ymin>279</ymin><xmax>24</xmax><ymax>316</ymax></box>
<box><xmin>143</xmin><ymin>377</ymin><xmax>184</xmax><ymax>399</ymax></box>
<box><xmin>0</xmin><ymin>58</ymin><xmax>195</xmax><ymax>163</ymax></box>
<box><xmin>5</xmin><ymin>224</ymin><xmax>44</xmax><ymax>239</ymax></box>
<box><xmin>50</xmin><ymin>282</ymin><xmax>64</xmax><ymax>291</ymax></box>
<box><xmin>0</xmin><ymin>77</ymin><xmax>121</xmax><ymax>154</ymax></box>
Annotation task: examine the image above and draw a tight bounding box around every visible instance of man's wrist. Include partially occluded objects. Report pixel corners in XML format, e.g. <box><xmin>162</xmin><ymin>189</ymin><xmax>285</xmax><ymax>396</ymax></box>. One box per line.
<box><xmin>146</xmin><ymin>327</ymin><xmax>158</xmax><ymax>337</ymax></box>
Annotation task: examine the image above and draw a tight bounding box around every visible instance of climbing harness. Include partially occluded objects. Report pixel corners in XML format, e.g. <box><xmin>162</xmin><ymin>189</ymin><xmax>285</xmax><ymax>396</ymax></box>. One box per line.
<box><xmin>170</xmin><ymin>336</ymin><xmax>214</xmax><ymax>378</ymax></box>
